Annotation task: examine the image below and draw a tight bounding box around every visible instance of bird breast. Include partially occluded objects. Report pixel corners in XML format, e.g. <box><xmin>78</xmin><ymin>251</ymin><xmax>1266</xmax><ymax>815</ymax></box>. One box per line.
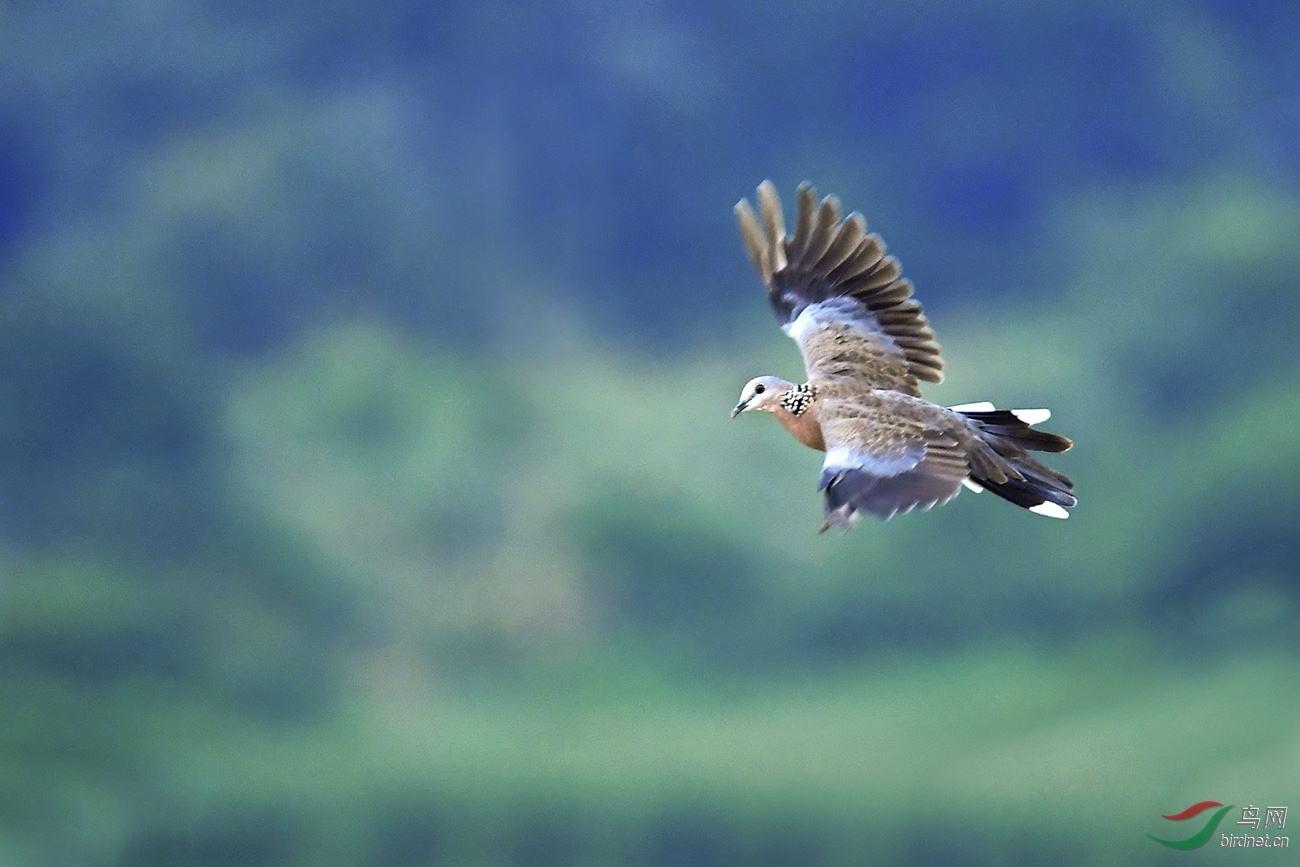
<box><xmin>774</xmin><ymin>404</ymin><xmax>826</xmax><ymax>451</ymax></box>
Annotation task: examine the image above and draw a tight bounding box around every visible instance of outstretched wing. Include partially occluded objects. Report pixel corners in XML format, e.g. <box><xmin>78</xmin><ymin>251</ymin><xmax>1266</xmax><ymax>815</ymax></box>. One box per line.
<box><xmin>816</xmin><ymin>397</ymin><xmax>969</xmax><ymax>527</ymax></box>
<box><xmin>736</xmin><ymin>181</ymin><xmax>943</xmax><ymax>397</ymax></box>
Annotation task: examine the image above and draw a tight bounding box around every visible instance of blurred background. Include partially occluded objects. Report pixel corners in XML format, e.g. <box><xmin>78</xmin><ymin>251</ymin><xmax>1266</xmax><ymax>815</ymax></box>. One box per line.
<box><xmin>2</xmin><ymin>1</ymin><xmax>1298</xmax><ymax>864</ymax></box>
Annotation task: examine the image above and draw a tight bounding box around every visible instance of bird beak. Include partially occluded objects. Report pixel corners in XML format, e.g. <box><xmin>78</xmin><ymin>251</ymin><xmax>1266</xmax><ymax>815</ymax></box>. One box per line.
<box><xmin>730</xmin><ymin>398</ymin><xmax>749</xmax><ymax>418</ymax></box>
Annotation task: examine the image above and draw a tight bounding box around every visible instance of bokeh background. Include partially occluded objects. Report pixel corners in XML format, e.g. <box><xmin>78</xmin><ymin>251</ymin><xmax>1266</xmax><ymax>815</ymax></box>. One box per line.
<box><xmin>2</xmin><ymin>1</ymin><xmax>1299</xmax><ymax>865</ymax></box>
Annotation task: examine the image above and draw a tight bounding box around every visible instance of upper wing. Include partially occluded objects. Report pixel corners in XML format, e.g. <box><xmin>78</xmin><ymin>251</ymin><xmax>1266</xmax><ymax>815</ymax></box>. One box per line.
<box><xmin>817</xmin><ymin>399</ymin><xmax>969</xmax><ymax>527</ymax></box>
<box><xmin>736</xmin><ymin>181</ymin><xmax>943</xmax><ymax>396</ymax></box>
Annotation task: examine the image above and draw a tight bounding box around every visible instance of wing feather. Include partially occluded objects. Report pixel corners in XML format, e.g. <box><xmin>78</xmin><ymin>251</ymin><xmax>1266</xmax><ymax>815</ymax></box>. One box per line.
<box><xmin>736</xmin><ymin>181</ymin><xmax>944</xmax><ymax>395</ymax></box>
<box><xmin>798</xmin><ymin>196</ymin><xmax>842</xmax><ymax>271</ymax></box>
<box><xmin>757</xmin><ymin>181</ymin><xmax>787</xmax><ymax>273</ymax></box>
<box><xmin>817</xmin><ymin>399</ymin><xmax>969</xmax><ymax>527</ymax></box>
<box><xmin>735</xmin><ymin>199</ymin><xmax>767</xmax><ymax>282</ymax></box>
<box><xmin>825</xmin><ymin>233</ymin><xmax>879</xmax><ymax>285</ymax></box>
<box><xmin>844</xmin><ymin>258</ymin><xmax>903</xmax><ymax>296</ymax></box>
<box><xmin>858</xmin><ymin>282</ymin><xmax>913</xmax><ymax>311</ymax></box>
<box><xmin>787</xmin><ymin>186</ymin><xmax>818</xmax><ymax>265</ymax></box>
<box><xmin>814</xmin><ymin>213</ymin><xmax>866</xmax><ymax>276</ymax></box>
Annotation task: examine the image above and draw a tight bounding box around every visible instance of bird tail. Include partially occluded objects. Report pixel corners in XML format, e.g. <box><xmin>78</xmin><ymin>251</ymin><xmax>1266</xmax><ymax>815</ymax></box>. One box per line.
<box><xmin>954</xmin><ymin>405</ymin><xmax>1076</xmax><ymax>518</ymax></box>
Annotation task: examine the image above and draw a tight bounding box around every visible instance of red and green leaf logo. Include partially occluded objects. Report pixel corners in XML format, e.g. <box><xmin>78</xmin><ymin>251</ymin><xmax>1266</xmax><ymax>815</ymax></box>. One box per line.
<box><xmin>1148</xmin><ymin>801</ymin><xmax>1234</xmax><ymax>849</ymax></box>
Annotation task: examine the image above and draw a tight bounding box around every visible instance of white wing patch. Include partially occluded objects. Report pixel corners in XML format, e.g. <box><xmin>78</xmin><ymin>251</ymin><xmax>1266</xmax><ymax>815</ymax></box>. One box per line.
<box><xmin>781</xmin><ymin>305</ymin><xmax>820</xmax><ymax>343</ymax></box>
<box><xmin>961</xmin><ymin>478</ymin><xmax>985</xmax><ymax>493</ymax></box>
<box><xmin>948</xmin><ymin>401</ymin><xmax>994</xmax><ymax>412</ymax></box>
<box><xmin>821</xmin><ymin>444</ymin><xmax>918</xmax><ymax>478</ymax></box>
<box><xmin>822</xmin><ymin>445</ymin><xmax>860</xmax><ymax>470</ymax></box>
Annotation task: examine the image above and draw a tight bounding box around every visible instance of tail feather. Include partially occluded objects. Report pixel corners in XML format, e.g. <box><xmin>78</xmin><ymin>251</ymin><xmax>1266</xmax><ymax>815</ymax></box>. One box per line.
<box><xmin>959</xmin><ymin>409</ymin><xmax>1072</xmax><ymax>453</ymax></box>
<box><xmin>979</xmin><ymin>461</ymin><xmax>1076</xmax><ymax>508</ymax></box>
<box><xmin>959</xmin><ymin>407</ymin><xmax>1076</xmax><ymax>518</ymax></box>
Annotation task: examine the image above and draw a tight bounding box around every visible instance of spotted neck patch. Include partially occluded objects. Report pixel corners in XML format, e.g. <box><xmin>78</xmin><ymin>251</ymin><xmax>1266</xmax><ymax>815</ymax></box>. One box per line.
<box><xmin>781</xmin><ymin>383</ymin><xmax>817</xmax><ymax>416</ymax></box>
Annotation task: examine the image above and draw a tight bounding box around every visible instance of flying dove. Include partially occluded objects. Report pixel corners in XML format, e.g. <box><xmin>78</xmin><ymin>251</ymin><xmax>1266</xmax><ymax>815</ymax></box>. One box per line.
<box><xmin>731</xmin><ymin>181</ymin><xmax>1075</xmax><ymax>531</ymax></box>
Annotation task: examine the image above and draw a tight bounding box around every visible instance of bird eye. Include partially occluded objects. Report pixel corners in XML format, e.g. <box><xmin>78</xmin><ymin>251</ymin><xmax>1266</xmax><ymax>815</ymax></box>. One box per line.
<box><xmin>754</xmin><ymin>384</ymin><xmax>766</xmax><ymax>394</ymax></box>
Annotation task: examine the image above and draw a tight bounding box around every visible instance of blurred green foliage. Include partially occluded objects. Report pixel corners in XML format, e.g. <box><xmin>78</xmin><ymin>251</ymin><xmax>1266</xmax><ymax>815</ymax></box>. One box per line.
<box><xmin>1</xmin><ymin>1</ymin><xmax>1299</xmax><ymax>865</ymax></box>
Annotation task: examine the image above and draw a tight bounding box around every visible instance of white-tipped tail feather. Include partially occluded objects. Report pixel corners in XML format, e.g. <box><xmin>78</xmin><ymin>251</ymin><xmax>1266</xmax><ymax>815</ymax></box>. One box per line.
<box><xmin>1011</xmin><ymin>408</ymin><xmax>1051</xmax><ymax>425</ymax></box>
<box><xmin>1029</xmin><ymin>501</ymin><xmax>1070</xmax><ymax>519</ymax></box>
<box><xmin>961</xmin><ymin>478</ymin><xmax>984</xmax><ymax>493</ymax></box>
<box><xmin>952</xmin><ymin>402</ymin><xmax>1051</xmax><ymax>426</ymax></box>
<box><xmin>955</xmin><ymin>405</ymin><xmax>1075</xmax><ymax>518</ymax></box>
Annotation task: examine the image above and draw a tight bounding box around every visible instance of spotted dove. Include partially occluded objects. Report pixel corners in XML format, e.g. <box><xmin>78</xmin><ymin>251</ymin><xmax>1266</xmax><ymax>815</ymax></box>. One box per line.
<box><xmin>731</xmin><ymin>181</ymin><xmax>1075</xmax><ymax>530</ymax></box>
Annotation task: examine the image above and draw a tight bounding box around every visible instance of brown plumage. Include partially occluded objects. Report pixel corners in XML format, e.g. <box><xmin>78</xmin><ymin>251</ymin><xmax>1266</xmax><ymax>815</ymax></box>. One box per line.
<box><xmin>730</xmin><ymin>181</ymin><xmax>1075</xmax><ymax>530</ymax></box>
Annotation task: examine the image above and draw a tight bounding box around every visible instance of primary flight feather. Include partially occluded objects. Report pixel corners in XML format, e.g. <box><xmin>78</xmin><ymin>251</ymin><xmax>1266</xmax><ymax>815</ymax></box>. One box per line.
<box><xmin>731</xmin><ymin>181</ymin><xmax>1075</xmax><ymax>530</ymax></box>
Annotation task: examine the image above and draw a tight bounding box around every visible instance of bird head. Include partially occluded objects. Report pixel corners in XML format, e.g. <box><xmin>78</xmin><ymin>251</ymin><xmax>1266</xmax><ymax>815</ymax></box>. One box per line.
<box><xmin>731</xmin><ymin>376</ymin><xmax>793</xmax><ymax>417</ymax></box>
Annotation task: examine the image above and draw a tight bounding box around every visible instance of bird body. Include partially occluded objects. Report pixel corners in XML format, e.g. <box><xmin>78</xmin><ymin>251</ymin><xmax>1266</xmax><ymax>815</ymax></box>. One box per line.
<box><xmin>731</xmin><ymin>181</ymin><xmax>1075</xmax><ymax>530</ymax></box>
